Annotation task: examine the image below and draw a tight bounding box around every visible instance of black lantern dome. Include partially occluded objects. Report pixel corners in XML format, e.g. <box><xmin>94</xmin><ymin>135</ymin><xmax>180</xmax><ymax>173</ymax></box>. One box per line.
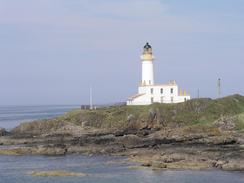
<box><xmin>143</xmin><ymin>42</ymin><xmax>152</xmax><ymax>49</ymax></box>
<box><xmin>143</xmin><ymin>42</ymin><xmax>152</xmax><ymax>54</ymax></box>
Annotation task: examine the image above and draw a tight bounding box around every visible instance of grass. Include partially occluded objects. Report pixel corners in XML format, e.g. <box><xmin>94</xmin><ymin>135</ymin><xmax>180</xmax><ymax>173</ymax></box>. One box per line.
<box><xmin>12</xmin><ymin>94</ymin><xmax>244</xmax><ymax>134</ymax></box>
<box><xmin>72</xmin><ymin>94</ymin><xmax>244</xmax><ymax>129</ymax></box>
<box><xmin>235</xmin><ymin>113</ymin><xmax>244</xmax><ymax>131</ymax></box>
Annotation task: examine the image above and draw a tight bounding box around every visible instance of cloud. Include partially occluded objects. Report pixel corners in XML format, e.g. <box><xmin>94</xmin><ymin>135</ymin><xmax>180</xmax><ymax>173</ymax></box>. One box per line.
<box><xmin>0</xmin><ymin>0</ymin><xmax>167</xmax><ymax>23</ymax></box>
<box><xmin>0</xmin><ymin>0</ymin><xmax>229</xmax><ymax>35</ymax></box>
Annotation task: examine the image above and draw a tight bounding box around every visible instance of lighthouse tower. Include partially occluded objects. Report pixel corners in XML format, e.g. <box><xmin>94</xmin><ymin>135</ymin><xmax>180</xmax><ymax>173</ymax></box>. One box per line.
<box><xmin>141</xmin><ymin>43</ymin><xmax>155</xmax><ymax>86</ymax></box>
<box><xmin>127</xmin><ymin>42</ymin><xmax>191</xmax><ymax>105</ymax></box>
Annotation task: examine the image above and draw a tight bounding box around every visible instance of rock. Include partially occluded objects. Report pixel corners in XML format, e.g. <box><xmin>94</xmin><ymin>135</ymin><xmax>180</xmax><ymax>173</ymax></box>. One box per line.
<box><xmin>214</xmin><ymin>117</ymin><xmax>236</xmax><ymax>131</ymax></box>
<box><xmin>114</xmin><ymin>130</ymin><xmax>125</xmax><ymax>137</ymax></box>
<box><xmin>141</xmin><ymin>161</ymin><xmax>152</xmax><ymax>167</ymax></box>
<box><xmin>161</xmin><ymin>154</ymin><xmax>185</xmax><ymax>163</ymax></box>
<box><xmin>91</xmin><ymin>134</ymin><xmax>116</xmax><ymax>145</ymax></box>
<box><xmin>212</xmin><ymin>160</ymin><xmax>228</xmax><ymax>169</ymax></box>
<box><xmin>118</xmin><ymin>135</ymin><xmax>143</xmax><ymax>148</ymax></box>
<box><xmin>0</xmin><ymin>145</ymin><xmax>67</xmax><ymax>156</ymax></box>
<box><xmin>29</xmin><ymin>170</ymin><xmax>87</xmax><ymax>177</ymax></box>
<box><xmin>148</xmin><ymin>108</ymin><xmax>157</xmax><ymax>120</ymax></box>
<box><xmin>0</xmin><ymin>148</ymin><xmax>25</xmax><ymax>155</ymax></box>
<box><xmin>127</xmin><ymin>114</ymin><xmax>135</xmax><ymax>123</ymax></box>
<box><xmin>81</xmin><ymin>121</ymin><xmax>89</xmax><ymax>128</ymax></box>
<box><xmin>151</xmin><ymin>161</ymin><xmax>167</xmax><ymax>169</ymax></box>
<box><xmin>32</xmin><ymin>145</ymin><xmax>67</xmax><ymax>155</ymax></box>
<box><xmin>11</xmin><ymin>120</ymin><xmax>81</xmax><ymax>137</ymax></box>
<box><xmin>128</xmin><ymin>166</ymin><xmax>148</xmax><ymax>170</ymax></box>
<box><xmin>141</xmin><ymin>160</ymin><xmax>167</xmax><ymax>169</ymax></box>
<box><xmin>136</xmin><ymin>129</ymin><xmax>150</xmax><ymax>137</ymax></box>
<box><xmin>212</xmin><ymin>136</ymin><xmax>237</xmax><ymax>145</ymax></box>
<box><xmin>222</xmin><ymin>160</ymin><xmax>244</xmax><ymax>171</ymax></box>
<box><xmin>0</xmin><ymin>128</ymin><xmax>7</xmax><ymax>136</ymax></box>
<box><xmin>125</xmin><ymin>116</ymin><xmax>141</xmax><ymax>133</ymax></box>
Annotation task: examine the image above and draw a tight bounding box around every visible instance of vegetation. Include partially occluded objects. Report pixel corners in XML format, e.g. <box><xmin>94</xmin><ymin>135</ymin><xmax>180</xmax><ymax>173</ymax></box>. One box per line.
<box><xmin>66</xmin><ymin>94</ymin><xmax>244</xmax><ymax>130</ymax></box>
<box><xmin>235</xmin><ymin>113</ymin><xmax>244</xmax><ymax>131</ymax></box>
<box><xmin>0</xmin><ymin>148</ymin><xmax>24</xmax><ymax>155</ymax></box>
<box><xmin>12</xmin><ymin>94</ymin><xmax>244</xmax><ymax>135</ymax></box>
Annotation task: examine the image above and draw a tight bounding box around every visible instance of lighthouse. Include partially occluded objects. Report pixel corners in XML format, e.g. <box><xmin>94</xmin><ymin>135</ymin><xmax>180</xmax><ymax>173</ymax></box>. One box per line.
<box><xmin>127</xmin><ymin>42</ymin><xmax>191</xmax><ymax>105</ymax></box>
<box><xmin>141</xmin><ymin>42</ymin><xmax>155</xmax><ymax>86</ymax></box>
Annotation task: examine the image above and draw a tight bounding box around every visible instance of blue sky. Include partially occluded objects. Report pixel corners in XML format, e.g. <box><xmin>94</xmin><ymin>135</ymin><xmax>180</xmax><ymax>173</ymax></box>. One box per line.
<box><xmin>0</xmin><ymin>0</ymin><xmax>243</xmax><ymax>105</ymax></box>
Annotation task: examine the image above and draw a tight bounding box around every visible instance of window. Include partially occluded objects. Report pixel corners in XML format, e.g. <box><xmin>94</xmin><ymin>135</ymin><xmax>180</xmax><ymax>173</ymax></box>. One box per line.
<box><xmin>161</xmin><ymin>96</ymin><xmax>164</xmax><ymax>103</ymax></box>
<box><xmin>151</xmin><ymin>97</ymin><xmax>154</xmax><ymax>104</ymax></box>
<box><xmin>171</xmin><ymin>97</ymin><xmax>174</xmax><ymax>103</ymax></box>
<box><xmin>160</xmin><ymin>88</ymin><xmax>163</xmax><ymax>94</ymax></box>
<box><xmin>171</xmin><ymin>88</ymin><xmax>174</xmax><ymax>94</ymax></box>
<box><xmin>151</xmin><ymin>88</ymin><xmax>153</xmax><ymax>94</ymax></box>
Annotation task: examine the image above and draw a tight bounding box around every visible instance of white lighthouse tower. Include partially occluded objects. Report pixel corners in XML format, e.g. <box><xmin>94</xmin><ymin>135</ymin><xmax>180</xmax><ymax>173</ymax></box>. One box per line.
<box><xmin>141</xmin><ymin>42</ymin><xmax>155</xmax><ymax>86</ymax></box>
<box><xmin>127</xmin><ymin>42</ymin><xmax>191</xmax><ymax>105</ymax></box>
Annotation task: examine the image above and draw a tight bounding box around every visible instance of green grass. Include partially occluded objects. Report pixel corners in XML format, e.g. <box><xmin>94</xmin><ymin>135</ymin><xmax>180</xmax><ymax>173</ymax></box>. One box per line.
<box><xmin>12</xmin><ymin>94</ymin><xmax>244</xmax><ymax>134</ymax></box>
<box><xmin>235</xmin><ymin>113</ymin><xmax>244</xmax><ymax>131</ymax></box>
<box><xmin>51</xmin><ymin>94</ymin><xmax>244</xmax><ymax>129</ymax></box>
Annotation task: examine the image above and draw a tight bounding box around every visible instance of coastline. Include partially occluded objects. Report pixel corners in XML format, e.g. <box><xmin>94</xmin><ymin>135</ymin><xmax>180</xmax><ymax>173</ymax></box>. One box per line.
<box><xmin>0</xmin><ymin>95</ymin><xmax>244</xmax><ymax>171</ymax></box>
<box><xmin>0</xmin><ymin>127</ymin><xmax>244</xmax><ymax>171</ymax></box>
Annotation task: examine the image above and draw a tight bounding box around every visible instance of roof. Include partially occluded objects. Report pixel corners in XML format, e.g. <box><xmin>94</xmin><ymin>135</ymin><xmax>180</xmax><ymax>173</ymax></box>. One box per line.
<box><xmin>128</xmin><ymin>93</ymin><xmax>145</xmax><ymax>100</ymax></box>
<box><xmin>143</xmin><ymin>42</ymin><xmax>152</xmax><ymax>49</ymax></box>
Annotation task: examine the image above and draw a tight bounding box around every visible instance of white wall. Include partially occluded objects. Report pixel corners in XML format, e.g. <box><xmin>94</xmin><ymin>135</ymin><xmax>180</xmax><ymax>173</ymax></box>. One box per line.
<box><xmin>141</xmin><ymin>61</ymin><xmax>154</xmax><ymax>85</ymax></box>
<box><xmin>127</xmin><ymin>84</ymin><xmax>190</xmax><ymax>105</ymax></box>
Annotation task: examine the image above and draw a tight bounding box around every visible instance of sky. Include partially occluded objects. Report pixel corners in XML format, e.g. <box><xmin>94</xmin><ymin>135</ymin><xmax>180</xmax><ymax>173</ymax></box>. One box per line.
<box><xmin>0</xmin><ymin>0</ymin><xmax>243</xmax><ymax>105</ymax></box>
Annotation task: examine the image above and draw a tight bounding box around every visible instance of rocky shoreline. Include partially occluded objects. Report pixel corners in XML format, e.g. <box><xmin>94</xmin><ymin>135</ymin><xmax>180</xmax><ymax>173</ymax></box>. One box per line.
<box><xmin>0</xmin><ymin>126</ymin><xmax>244</xmax><ymax>171</ymax></box>
<box><xmin>1</xmin><ymin>95</ymin><xmax>244</xmax><ymax>171</ymax></box>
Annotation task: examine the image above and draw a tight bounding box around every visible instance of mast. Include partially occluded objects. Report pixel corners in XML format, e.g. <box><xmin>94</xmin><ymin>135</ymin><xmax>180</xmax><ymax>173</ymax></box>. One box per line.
<box><xmin>89</xmin><ymin>86</ymin><xmax>93</xmax><ymax>110</ymax></box>
<box><xmin>217</xmin><ymin>78</ymin><xmax>221</xmax><ymax>98</ymax></box>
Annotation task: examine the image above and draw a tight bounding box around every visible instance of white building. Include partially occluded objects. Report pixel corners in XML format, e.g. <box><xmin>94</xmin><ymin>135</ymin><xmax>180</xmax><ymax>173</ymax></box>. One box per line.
<box><xmin>127</xmin><ymin>43</ymin><xmax>190</xmax><ymax>105</ymax></box>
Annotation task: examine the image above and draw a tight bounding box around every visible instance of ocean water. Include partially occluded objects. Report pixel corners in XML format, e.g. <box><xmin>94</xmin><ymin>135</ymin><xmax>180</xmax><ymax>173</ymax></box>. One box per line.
<box><xmin>0</xmin><ymin>105</ymin><xmax>79</xmax><ymax>129</ymax></box>
<box><xmin>0</xmin><ymin>154</ymin><xmax>243</xmax><ymax>183</ymax></box>
<box><xmin>0</xmin><ymin>106</ymin><xmax>244</xmax><ymax>183</ymax></box>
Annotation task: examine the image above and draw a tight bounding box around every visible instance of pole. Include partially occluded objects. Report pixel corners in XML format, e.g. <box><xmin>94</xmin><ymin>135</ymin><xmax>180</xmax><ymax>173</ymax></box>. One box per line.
<box><xmin>90</xmin><ymin>86</ymin><xmax>93</xmax><ymax>110</ymax></box>
<box><xmin>218</xmin><ymin>78</ymin><xmax>221</xmax><ymax>98</ymax></box>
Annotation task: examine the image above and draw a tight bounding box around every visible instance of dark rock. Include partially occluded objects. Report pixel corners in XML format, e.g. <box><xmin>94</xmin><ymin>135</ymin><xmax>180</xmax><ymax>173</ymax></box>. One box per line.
<box><xmin>136</xmin><ymin>129</ymin><xmax>150</xmax><ymax>137</ymax></box>
<box><xmin>212</xmin><ymin>160</ymin><xmax>228</xmax><ymax>169</ymax></box>
<box><xmin>92</xmin><ymin>135</ymin><xmax>116</xmax><ymax>145</ymax></box>
<box><xmin>151</xmin><ymin>161</ymin><xmax>167</xmax><ymax>169</ymax></box>
<box><xmin>114</xmin><ymin>130</ymin><xmax>125</xmax><ymax>137</ymax></box>
<box><xmin>118</xmin><ymin>135</ymin><xmax>144</xmax><ymax>148</ymax></box>
<box><xmin>0</xmin><ymin>128</ymin><xmax>7</xmax><ymax>136</ymax></box>
<box><xmin>141</xmin><ymin>162</ymin><xmax>152</xmax><ymax>167</ymax></box>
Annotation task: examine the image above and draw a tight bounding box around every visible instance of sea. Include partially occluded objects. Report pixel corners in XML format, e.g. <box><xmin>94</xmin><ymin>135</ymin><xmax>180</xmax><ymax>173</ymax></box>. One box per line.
<box><xmin>0</xmin><ymin>105</ymin><xmax>80</xmax><ymax>130</ymax></box>
<box><xmin>0</xmin><ymin>105</ymin><xmax>244</xmax><ymax>183</ymax></box>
